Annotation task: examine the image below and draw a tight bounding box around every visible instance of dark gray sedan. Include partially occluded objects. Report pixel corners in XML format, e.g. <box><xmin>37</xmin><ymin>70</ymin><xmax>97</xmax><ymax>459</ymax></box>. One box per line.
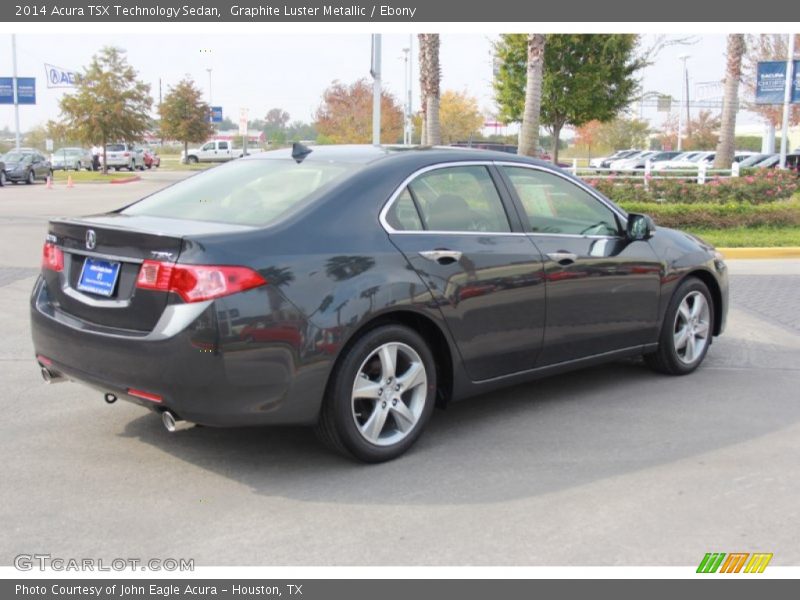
<box><xmin>30</xmin><ymin>145</ymin><xmax>728</xmax><ymax>462</ymax></box>
<box><xmin>4</xmin><ymin>150</ymin><xmax>52</xmax><ymax>184</ymax></box>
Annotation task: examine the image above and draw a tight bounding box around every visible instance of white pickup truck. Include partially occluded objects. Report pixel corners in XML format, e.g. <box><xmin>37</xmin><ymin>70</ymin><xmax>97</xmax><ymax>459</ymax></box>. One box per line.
<box><xmin>181</xmin><ymin>140</ymin><xmax>252</xmax><ymax>164</ymax></box>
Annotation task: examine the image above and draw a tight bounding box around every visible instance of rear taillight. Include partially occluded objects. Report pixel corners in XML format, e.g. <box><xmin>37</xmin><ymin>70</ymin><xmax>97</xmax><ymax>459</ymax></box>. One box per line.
<box><xmin>42</xmin><ymin>242</ymin><xmax>64</xmax><ymax>272</ymax></box>
<box><xmin>136</xmin><ymin>260</ymin><xmax>266</xmax><ymax>302</ymax></box>
<box><xmin>123</xmin><ymin>152</ymin><xmax>130</xmax><ymax>157</ymax></box>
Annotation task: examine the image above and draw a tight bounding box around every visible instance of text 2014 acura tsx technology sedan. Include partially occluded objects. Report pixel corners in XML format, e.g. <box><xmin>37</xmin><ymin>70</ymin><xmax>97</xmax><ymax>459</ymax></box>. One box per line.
<box><xmin>30</xmin><ymin>145</ymin><xmax>728</xmax><ymax>462</ymax></box>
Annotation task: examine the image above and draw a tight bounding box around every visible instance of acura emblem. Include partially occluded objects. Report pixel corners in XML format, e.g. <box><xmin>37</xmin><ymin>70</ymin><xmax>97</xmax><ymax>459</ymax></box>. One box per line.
<box><xmin>85</xmin><ymin>229</ymin><xmax>97</xmax><ymax>250</ymax></box>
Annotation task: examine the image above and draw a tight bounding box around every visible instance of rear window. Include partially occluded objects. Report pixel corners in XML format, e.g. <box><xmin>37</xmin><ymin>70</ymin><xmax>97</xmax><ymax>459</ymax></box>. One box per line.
<box><xmin>122</xmin><ymin>158</ymin><xmax>356</xmax><ymax>226</ymax></box>
<box><xmin>106</xmin><ymin>144</ymin><xmax>126</xmax><ymax>151</ymax></box>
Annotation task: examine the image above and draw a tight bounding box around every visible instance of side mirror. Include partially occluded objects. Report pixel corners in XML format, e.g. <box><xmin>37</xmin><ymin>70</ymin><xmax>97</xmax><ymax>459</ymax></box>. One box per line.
<box><xmin>626</xmin><ymin>213</ymin><xmax>655</xmax><ymax>241</ymax></box>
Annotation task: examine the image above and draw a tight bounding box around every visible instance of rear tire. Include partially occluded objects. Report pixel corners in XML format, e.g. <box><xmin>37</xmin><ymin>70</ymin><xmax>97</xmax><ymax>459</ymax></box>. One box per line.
<box><xmin>645</xmin><ymin>277</ymin><xmax>714</xmax><ymax>375</ymax></box>
<box><xmin>26</xmin><ymin>170</ymin><xmax>35</xmax><ymax>185</ymax></box>
<box><xmin>187</xmin><ymin>156</ymin><xmax>198</xmax><ymax>164</ymax></box>
<box><xmin>315</xmin><ymin>324</ymin><xmax>437</xmax><ymax>463</ymax></box>
<box><xmin>0</xmin><ymin>170</ymin><xmax>5</xmax><ymax>186</ymax></box>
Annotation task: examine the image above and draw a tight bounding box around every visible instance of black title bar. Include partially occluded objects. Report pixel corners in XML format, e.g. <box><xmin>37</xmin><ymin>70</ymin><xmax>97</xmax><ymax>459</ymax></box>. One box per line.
<box><xmin>1</xmin><ymin>0</ymin><xmax>786</xmax><ymax>22</ymax></box>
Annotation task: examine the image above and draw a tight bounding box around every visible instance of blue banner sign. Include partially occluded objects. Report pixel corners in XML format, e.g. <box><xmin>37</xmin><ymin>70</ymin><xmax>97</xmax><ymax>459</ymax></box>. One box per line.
<box><xmin>16</xmin><ymin>77</ymin><xmax>36</xmax><ymax>104</ymax></box>
<box><xmin>0</xmin><ymin>77</ymin><xmax>13</xmax><ymax>104</ymax></box>
<box><xmin>756</xmin><ymin>60</ymin><xmax>800</xmax><ymax>104</ymax></box>
<box><xmin>210</xmin><ymin>106</ymin><xmax>223</xmax><ymax>123</ymax></box>
<box><xmin>0</xmin><ymin>77</ymin><xmax>36</xmax><ymax>104</ymax></box>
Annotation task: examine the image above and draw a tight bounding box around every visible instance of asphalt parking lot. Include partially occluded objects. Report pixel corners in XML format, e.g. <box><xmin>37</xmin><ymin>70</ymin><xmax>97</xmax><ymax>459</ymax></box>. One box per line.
<box><xmin>1</xmin><ymin>173</ymin><xmax>799</xmax><ymax>566</ymax></box>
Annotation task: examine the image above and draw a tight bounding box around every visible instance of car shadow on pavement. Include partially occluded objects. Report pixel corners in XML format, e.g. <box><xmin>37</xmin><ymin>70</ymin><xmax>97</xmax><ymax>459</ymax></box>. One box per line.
<box><xmin>118</xmin><ymin>339</ymin><xmax>800</xmax><ymax>506</ymax></box>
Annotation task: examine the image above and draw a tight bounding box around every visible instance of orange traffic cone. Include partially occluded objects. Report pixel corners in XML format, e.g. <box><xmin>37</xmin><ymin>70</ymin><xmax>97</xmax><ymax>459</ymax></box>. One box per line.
<box><xmin>46</xmin><ymin>176</ymin><xmax>53</xmax><ymax>189</ymax></box>
<box><xmin>67</xmin><ymin>175</ymin><xmax>74</xmax><ymax>188</ymax></box>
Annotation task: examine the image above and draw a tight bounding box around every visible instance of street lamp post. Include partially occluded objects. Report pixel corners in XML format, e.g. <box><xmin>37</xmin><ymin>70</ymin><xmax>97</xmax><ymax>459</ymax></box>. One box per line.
<box><xmin>677</xmin><ymin>54</ymin><xmax>690</xmax><ymax>152</ymax></box>
<box><xmin>402</xmin><ymin>46</ymin><xmax>411</xmax><ymax>145</ymax></box>
<box><xmin>206</xmin><ymin>68</ymin><xmax>213</xmax><ymax>105</ymax></box>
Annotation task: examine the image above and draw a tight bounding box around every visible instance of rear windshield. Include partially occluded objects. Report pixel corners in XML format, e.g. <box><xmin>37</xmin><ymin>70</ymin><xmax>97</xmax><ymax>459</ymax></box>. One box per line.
<box><xmin>122</xmin><ymin>158</ymin><xmax>356</xmax><ymax>226</ymax></box>
<box><xmin>106</xmin><ymin>144</ymin><xmax>126</xmax><ymax>151</ymax></box>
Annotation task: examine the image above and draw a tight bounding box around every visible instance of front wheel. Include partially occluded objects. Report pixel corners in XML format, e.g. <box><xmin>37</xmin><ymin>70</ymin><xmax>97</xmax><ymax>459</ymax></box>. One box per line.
<box><xmin>315</xmin><ymin>325</ymin><xmax>437</xmax><ymax>462</ymax></box>
<box><xmin>0</xmin><ymin>170</ymin><xmax>5</xmax><ymax>186</ymax></box>
<box><xmin>645</xmin><ymin>277</ymin><xmax>714</xmax><ymax>375</ymax></box>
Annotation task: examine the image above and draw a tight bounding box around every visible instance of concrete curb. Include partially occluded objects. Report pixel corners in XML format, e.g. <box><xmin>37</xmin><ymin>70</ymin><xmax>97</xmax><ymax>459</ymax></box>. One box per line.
<box><xmin>109</xmin><ymin>176</ymin><xmax>141</xmax><ymax>185</ymax></box>
<box><xmin>718</xmin><ymin>247</ymin><xmax>800</xmax><ymax>259</ymax></box>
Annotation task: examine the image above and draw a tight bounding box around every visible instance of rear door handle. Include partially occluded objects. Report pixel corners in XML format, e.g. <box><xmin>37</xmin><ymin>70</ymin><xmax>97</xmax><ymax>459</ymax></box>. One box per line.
<box><xmin>547</xmin><ymin>251</ymin><xmax>578</xmax><ymax>265</ymax></box>
<box><xmin>419</xmin><ymin>250</ymin><xmax>463</xmax><ymax>265</ymax></box>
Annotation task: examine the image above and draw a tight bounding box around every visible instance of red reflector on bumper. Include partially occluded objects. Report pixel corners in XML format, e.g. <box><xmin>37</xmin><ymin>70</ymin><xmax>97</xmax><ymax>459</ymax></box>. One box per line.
<box><xmin>127</xmin><ymin>388</ymin><xmax>163</xmax><ymax>403</ymax></box>
<box><xmin>37</xmin><ymin>354</ymin><xmax>53</xmax><ymax>366</ymax></box>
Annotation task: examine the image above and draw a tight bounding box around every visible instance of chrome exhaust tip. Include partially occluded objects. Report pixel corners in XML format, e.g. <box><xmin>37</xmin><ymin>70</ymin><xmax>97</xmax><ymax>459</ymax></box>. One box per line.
<box><xmin>161</xmin><ymin>410</ymin><xmax>194</xmax><ymax>433</ymax></box>
<box><xmin>40</xmin><ymin>366</ymin><xmax>65</xmax><ymax>384</ymax></box>
<box><xmin>104</xmin><ymin>393</ymin><xmax>117</xmax><ymax>404</ymax></box>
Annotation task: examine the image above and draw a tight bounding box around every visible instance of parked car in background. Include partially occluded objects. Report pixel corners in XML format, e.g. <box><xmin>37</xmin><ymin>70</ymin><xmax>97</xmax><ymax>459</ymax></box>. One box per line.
<box><xmin>660</xmin><ymin>151</ymin><xmax>714</xmax><ymax>170</ymax></box>
<box><xmin>627</xmin><ymin>151</ymin><xmax>682</xmax><ymax>169</ymax></box>
<box><xmin>0</xmin><ymin>158</ymin><xmax>5</xmax><ymax>186</ymax></box>
<box><xmin>2</xmin><ymin>150</ymin><xmax>52</xmax><ymax>184</ymax></box>
<box><xmin>142</xmin><ymin>148</ymin><xmax>160</xmax><ymax>169</ymax></box>
<box><xmin>181</xmin><ymin>139</ymin><xmax>250</xmax><ymax>164</ymax></box>
<box><xmin>651</xmin><ymin>152</ymin><xmax>702</xmax><ymax>171</ymax></box>
<box><xmin>589</xmin><ymin>149</ymin><xmax>639</xmax><ymax>169</ymax></box>
<box><xmin>30</xmin><ymin>144</ymin><xmax>728</xmax><ymax>462</ymax></box>
<box><xmin>51</xmin><ymin>147</ymin><xmax>93</xmax><ymax>171</ymax></box>
<box><xmin>100</xmin><ymin>143</ymin><xmax>144</xmax><ymax>171</ymax></box>
<box><xmin>753</xmin><ymin>154</ymin><xmax>780</xmax><ymax>168</ymax></box>
<box><xmin>738</xmin><ymin>153</ymin><xmax>776</xmax><ymax>168</ymax></box>
<box><xmin>609</xmin><ymin>150</ymin><xmax>662</xmax><ymax>171</ymax></box>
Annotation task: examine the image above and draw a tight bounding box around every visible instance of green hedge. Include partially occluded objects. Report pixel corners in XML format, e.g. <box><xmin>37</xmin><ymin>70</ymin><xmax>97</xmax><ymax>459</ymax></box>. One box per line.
<box><xmin>584</xmin><ymin>168</ymin><xmax>799</xmax><ymax>205</ymax></box>
<box><xmin>619</xmin><ymin>199</ymin><xmax>800</xmax><ymax>229</ymax></box>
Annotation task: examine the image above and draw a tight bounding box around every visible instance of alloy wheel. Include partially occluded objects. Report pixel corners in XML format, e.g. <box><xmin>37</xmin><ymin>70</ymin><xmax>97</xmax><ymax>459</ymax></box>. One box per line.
<box><xmin>351</xmin><ymin>342</ymin><xmax>428</xmax><ymax>446</ymax></box>
<box><xmin>673</xmin><ymin>291</ymin><xmax>710</xmax><ymax>365</ymax></box>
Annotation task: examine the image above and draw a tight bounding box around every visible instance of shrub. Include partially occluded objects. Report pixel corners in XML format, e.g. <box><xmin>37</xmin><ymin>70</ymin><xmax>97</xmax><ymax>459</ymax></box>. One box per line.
<box><xmin>618</xmin><ymin>199</ymin><xmax>800</xmax><ymax>229</ymax></box>
<box><xmin>583</xmin><ymin>168</ymin><xmax>800</xmax><ymax>205</ymax></box>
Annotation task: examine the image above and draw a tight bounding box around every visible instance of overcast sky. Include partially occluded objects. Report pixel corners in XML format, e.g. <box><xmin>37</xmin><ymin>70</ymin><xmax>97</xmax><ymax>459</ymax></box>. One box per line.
<box><xmin>0</xmin><ymin>33</ymin><xmax>768</xmax><ymax>136</ymax></box>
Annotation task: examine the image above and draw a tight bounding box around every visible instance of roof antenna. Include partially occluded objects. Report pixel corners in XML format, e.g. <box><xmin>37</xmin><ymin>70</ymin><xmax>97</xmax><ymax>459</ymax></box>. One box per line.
<box><xmin>291</xmin><ymin>142</ymin><xmax>312</xmax><ymax>163</ymax></box>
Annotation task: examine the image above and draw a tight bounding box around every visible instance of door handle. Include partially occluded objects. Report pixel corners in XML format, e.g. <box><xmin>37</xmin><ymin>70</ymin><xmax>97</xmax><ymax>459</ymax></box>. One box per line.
<box><xmin>547</xmin><ymin>251</ymin><xmax>578</xmax><ymax>265</ymax></box>
<box><xmin>419</xmin><ymin>250</ymin><xmax>463</xmax><ymax>265</ymax></box>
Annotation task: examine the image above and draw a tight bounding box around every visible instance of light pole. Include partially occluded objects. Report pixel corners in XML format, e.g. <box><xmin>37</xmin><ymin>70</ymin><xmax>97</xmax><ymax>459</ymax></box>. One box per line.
<box><xmin>11</xmin><ymin>34</ymin><xmax>21</xmax><ymax>150</ymax></box>
<box><xmin>402</xmin><ymin>46</ymin><xmax>411</xmax><ymax>145</ymax></box>
<box><xmin>779</xmin><ymin>34</ymin><xmax>795</xmax><ymax>169</ymax></box>
<box><xmin>370</xmin><ymin>34</ymin><xmax>382</xmax><ymax>146</ymax></box>
<box><xmin>206</xmin><ymin>68</ymin><xmax>213</xmax><ymax>105</ymax></box>
<box><xmin>677</xmin><ymin>55</ymin><xmax>690</xmax><ymax>151</ymax></box>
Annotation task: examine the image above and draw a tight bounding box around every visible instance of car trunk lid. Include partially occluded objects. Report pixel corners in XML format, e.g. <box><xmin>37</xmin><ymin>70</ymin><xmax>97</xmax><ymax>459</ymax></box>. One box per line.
<box><xmin>44</xmin><ymin>214</ymin><xmax>251</xmax><ymax>332</ymax></box>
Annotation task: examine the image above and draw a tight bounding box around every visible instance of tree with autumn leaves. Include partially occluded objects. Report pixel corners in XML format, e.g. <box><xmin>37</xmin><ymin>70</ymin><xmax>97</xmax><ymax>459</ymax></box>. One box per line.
<box><xmin>58</xmin><ymin>47</ymin><xmax>152</xmax><ymax>174</ymax></box>
<box><xmin>159</xmin><ymin>78</ymin><xmax>215</xmax><ymax>160</ymax></box>
<box><xmin>315</xmin><ymin>79</ymin><xmax>404</xmax><ymax>144</ymax></box>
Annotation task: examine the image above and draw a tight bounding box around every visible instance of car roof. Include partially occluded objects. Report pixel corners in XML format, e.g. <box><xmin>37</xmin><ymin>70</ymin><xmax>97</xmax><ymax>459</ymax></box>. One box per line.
<box><xmin>243</xmin><ymin>144</ymin><xmax>554</xmax><ymax>167</ymax></box>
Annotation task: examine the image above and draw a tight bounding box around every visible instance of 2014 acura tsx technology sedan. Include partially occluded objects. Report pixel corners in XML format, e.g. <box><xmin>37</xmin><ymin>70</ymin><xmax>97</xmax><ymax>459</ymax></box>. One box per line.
<box><xmin>30</xmin><ymin>145</ymin><xmax>728</xmax><ymax>462</ymax></box>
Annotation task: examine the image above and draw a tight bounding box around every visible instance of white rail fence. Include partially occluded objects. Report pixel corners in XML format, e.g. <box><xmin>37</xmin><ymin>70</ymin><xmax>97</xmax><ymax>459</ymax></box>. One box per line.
<box><xmin>570</xmin><ymin>159</ymin><xmax>741</xmax><ymax>188</ymax></box>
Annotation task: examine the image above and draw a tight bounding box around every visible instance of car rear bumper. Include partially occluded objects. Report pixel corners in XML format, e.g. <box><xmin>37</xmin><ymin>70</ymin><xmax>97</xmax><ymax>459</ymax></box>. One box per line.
<box><xmin>30</xmin><ymin>276</ymin><xmax>326</xmax><ymax>427</ymax></box>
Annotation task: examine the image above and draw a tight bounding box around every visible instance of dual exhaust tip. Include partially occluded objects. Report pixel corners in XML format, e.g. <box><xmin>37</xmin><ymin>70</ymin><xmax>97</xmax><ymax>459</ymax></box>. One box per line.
<box><xmin>40</xmin><ymin>366</ymin><xmax>65</xmax><ymax>384</ymax></box>
<box><xmin>161</xmin><ymin>410</ymin><xmax>195</xmax><ymax>433</ymax></box>
<box><xmin>40</xmin><ymin>367</ymin><xmax>193</xmax><ymax>434</ymax></box>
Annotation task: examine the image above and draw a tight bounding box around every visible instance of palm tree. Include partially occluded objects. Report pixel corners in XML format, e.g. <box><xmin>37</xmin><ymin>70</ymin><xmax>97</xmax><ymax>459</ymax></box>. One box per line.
<box><xmin>518</xmin><ymin>34</ymin><xmax>546</xmax><ymax>158</ymax></box>
<box><xmin>714</xmin><ymin>34</ymin><xmax>746</xmax><ymax>169</ymax></box>
<box><xmin>418</xmin><ymin>34</ymin><xmax>442</xmax><ymax>145</ymax></box>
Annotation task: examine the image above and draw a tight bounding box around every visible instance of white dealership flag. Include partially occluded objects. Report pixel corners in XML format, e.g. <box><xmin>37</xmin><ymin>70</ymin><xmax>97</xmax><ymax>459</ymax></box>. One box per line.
<box><xmin>44</xmin><ymin>63</ymin><xmax>79</xmax><ymax>88</ymax></box>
